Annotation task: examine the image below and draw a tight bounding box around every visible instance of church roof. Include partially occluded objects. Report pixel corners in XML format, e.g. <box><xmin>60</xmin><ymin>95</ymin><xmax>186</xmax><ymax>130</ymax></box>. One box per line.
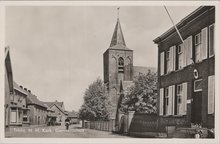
<box><xmin>133</xmin><ymin>66</ymin><xmax>157</xmax><ymax>78</ymax></box>
<box><xmin>109</xmin><ymin>18</ymin><xmax>131</xmax><ymax>51</ymax></box>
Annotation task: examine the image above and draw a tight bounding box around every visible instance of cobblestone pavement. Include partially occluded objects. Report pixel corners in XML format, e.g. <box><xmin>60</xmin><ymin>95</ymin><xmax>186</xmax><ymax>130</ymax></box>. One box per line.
<box><xmin>5</xmin><ymin>124</ymin><xmax>130</xmax><ymax>138</ymax></box>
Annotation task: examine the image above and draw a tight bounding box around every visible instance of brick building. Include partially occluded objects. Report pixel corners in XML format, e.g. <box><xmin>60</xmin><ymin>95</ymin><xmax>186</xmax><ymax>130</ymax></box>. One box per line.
<box><xmin>13</xmin><ymin>82</ymin><xmax>30</xmax><ymax>126</ymax></box>
<box><xmin>27</xmin><ymin>92</ymin><xmax>48</xmax><ymax>125</ymax></box>
<box><xmin>103</xmin><ymin>17</ymin><xmax>156</xmax><ymax>121</ymax></box>
<box><xmin>153</xmin><ymin>6</ymin><xmax>215</xmax><ymax>128</ymax></box>
<box><xmin>5</xmin><ymin>47</ymin><xmax>30</xmax><ymax>127</ymax></box>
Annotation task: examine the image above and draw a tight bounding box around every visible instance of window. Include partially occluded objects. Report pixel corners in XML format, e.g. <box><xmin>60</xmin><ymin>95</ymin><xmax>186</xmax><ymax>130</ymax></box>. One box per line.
<box><xmin>164</xmin><ymin>87</ymin><xmax>169</xmax><ymax>115</ymax></box>
<box><xmin>194</xmin><ymin>79</ymin><xmax>202</xmax><ymax>92</ymax></box>
<box><xmin>176</xmin><ymin>84</ymin><xmax>183</xmax><ymax>115</ymax></box>
<box><xmin>160</xmin><ymin>52</ymin><xmax>165</xmax><ymax>75</ymax></box>
<box><xmin>177</xmin><ymin>45</ymin><xmax>183</xmax><ymax>69</ymax></box>
<box><xmin>159</xmin><ymin>88</ymin><xmax>164</xmax><ymax>115</ymax></box>
<box><xmin>174</xmin><ymin>83</ymin><xmax>188</xmax><ymax>115</ymax></box>
<box><xmin>10</xmin><ymin>109</ymin><xmax>17</xmax><ymax>123</ymax></box>
<box><xmin>18</xmin><ymin>111</ymin><xmax>22</xmax><ymax>123</ymax></box>
<box><xmin>166</xmin><ymin>50</ymin><xmax>170</xmax><ymax>73</ymax></box>
<box><xmin>209</xmin><ymin>24</ymin><xmax>215</xmax><ymax>57</ymax></box>
<box><xmin>23</xmin><ymin>117</ymin><xmax>28</xmax><ymax>122</ymax></box>
<box><xmin>22</xmin><ymin>98</ymin><xmax>26</xmax><ymax>106</ymax></box>
<box><xmin>195</xmin><ymin>33</ymin><xmax>202</xmax><ymax>62</ymax></box>
<box><xmin>118</xmin><ymin>57</ymin><xmax>124</xmax><ymax>73</ymax></box>
<box><xmin>35</xmin><ymin>116</ymin><xmax>37</xmax><ymax>124</ymax></box>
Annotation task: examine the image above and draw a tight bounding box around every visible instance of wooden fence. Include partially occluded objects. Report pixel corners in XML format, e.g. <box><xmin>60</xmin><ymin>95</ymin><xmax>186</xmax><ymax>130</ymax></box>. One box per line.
<box><xmin>84</xmin><ymin>113</ymin><xmax>165</xmax><ymax>133</ymax></box>
<box><xmin>84</xmin><ymin>120</ymin><xmax>115</xmax><ymax>132</ymax></box>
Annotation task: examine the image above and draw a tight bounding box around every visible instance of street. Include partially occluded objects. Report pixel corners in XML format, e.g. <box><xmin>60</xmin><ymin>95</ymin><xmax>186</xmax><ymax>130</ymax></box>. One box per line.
<box><xmin>5</xmin><ymin>124</ymin><xmax>129</xmax><ymax>138</ymax></box>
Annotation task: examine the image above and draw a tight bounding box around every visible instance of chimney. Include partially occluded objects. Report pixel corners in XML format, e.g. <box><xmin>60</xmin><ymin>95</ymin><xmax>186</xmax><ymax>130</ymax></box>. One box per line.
<box><xmin>24</xmin><ymin>88</ymin><xmax>27</xmax><ymax>91</ymax></box>
<box><xmin>55</xmin><ymin>100</ymin><xmax>57</xmax><ymax>102</ymax></box>
<box><xmin>20</xmin><ymin>85</ymin><xmax>23</xmax><ymax>89</ymax></box>
<box><xmin>28</xmin><ymin>90</ymin><xmax>31</xmax><ymax>93</ymax></box>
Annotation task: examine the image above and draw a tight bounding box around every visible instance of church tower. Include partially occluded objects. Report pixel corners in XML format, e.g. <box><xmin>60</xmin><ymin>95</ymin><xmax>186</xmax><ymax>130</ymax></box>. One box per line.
<box><xmin>103</xmin><ymin>15</ymin><xmax>133</xmax><ymax>119</ymax></box>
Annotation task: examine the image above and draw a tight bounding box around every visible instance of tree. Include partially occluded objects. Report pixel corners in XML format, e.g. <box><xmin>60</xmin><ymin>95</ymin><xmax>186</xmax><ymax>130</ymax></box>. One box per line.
<box><xmin>79</xmin><ymin>78</ymin><xmax>111</xmax><ymax>121</ymax></box>
<box><xmin>120</xmin><ymin>70</ymin><xmax>157</xmax><ymax>113</ymax></box>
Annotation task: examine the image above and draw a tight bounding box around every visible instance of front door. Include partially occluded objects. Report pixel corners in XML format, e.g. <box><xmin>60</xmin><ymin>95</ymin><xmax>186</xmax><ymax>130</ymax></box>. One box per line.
<box><xmin>191</xmin><ymin>91</ymin><xmax>202</xmax><ymax>124</ymax></box>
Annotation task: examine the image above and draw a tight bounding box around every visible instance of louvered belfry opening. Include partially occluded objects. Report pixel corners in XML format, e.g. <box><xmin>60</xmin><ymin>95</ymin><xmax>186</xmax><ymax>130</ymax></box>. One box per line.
<box><xmin>118</xmin><ymin>57</ymin><xmax>124</xmax><ymax>73</ymax></box>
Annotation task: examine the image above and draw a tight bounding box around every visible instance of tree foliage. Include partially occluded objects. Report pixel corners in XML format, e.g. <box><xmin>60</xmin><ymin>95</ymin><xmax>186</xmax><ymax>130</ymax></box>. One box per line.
<box><xmin>79</xmin><ymin>78</ymin><xmax>111</xmax><ymax>121</ymax></box>
<box><xmin>120</xmin><ymin>71</ymin><xmax>157</xmax><ymax>113</ymax></box>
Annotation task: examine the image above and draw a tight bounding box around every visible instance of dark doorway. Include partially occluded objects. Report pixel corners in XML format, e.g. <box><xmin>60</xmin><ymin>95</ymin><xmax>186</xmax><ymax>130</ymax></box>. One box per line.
<box><xmin>191</xmin><ymin>91</ymin><xmax>202</xmax><ymax>124</ymax></box>
<box><xmin>38</xmin><ymin>116</ymin><xmax>40</xmax><ymax>125</ymax></box>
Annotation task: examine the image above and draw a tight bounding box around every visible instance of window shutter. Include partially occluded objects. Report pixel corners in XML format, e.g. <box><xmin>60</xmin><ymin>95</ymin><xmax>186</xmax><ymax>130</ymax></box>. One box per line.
<box><xmin>172</xmin><ymin>46</ymin><xmax>176</xmax><ymax>71</ymax></box>
<box><xmin>170</xmin><ymin>47</ymin><xmax>173</xmax><ymax>71</ymax></box>
<box><xmin>182</xmin><ymin>41</ymin><xmax>187</xmax><ymax>67</ymax></box>
<box><xmin>160</xmin><ymin>52</ymin><xmax>164</xmax><ymax>75</ymax></box>
<box><xmin>186</xmin><ymin>36</ymin><xmax>193</xmax><ymax>65</ymax></box>
<box><xmin>168</xmin><ymin>46</ymin><xmax>176</xmax><ymax>72</ymax></box>
<box><xmin>201</xmin><ymin>27</ymin><xmax>208</xmax><ymax>60</ymax></box>
<box><xmin>208</xmin><ymin>75</ymin><xmax>215</xmax><ymax>114</ymax></box>
<box><xmin>182</xmin><ymin>82</ymin><xmax>188</xmax><ymax>115</ymax></box>
<box><xmin>172</xmin><ymin>85</ymin><xmax>175</xmax><ymax>115</ymax></box>
<box><xmin>159</xmin><ymin>88</ymin><xmax>164</xmax><ymax>116</ymax></box>
<box><xmin>167</xmin><ymin>86</ymin><xmax>173</xmax><ymax>115</ymax></box>
<box><xmin>209</xmin><ymin>24</ymin><xmax>215</xmax><ymax>57</ymax></box>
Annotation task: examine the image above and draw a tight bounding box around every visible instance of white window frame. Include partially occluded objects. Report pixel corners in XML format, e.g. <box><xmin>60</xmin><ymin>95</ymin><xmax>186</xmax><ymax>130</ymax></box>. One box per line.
<box><xmin>165</xmin><ymin>87</ymin><xmax>169</xmax><ymax>115</ymax></box>
<box><xmin>10</xmin><ymin>110</ymin><xmax>17</xmax><ymax>123</ymax></box>
<box><xmin>195</xmin><ymin>33</ymin><xmax>202</xmax><ymax>63</ymax></box>
<box><xmin>194</xmin><ymin>79</ymin><xmax>203</xmax><ymax>92</ymax></box>
<box><xmin>177</xmin><ymin>45</ymin><xmax>183</xmax><ymax>70</ymax></box>
<box><xmin>176</xmin><ymin>84</ymin><xmax>183</xmax><ymax>115</ymax></box>
<box><xmin>160</xmin><ymin>52</ymin><xmax>165</xmax><ymax>76</ymax></box>
<box><xmin>166</xmin><ymin>50</ymin><xmax>170</xmax><ymax>73</ymax></box>
<box><xmin>209</xmin><ymin>24</ymin><xmax>215</xmax><ymax>58</ymax></box>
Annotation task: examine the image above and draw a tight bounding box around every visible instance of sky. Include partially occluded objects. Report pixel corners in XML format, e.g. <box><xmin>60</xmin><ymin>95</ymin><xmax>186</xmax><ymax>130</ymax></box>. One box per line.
<box><xmin>5</xmin><ymin>6</ymin><xmax>198</xmax><ymax>112</ymax></box>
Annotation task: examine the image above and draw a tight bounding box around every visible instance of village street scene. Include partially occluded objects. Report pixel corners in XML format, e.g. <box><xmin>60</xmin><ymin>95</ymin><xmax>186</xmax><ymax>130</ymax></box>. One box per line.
<box><xmin>4</xmin><ymin>5</ymin><xmax>215</xmax><ymax>139</ymax></box>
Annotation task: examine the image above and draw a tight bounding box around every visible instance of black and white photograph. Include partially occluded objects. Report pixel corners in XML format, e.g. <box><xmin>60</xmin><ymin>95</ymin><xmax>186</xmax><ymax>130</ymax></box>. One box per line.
<box><xmin>1</xmin><ymin>1</ymin><xmax>219</xmax><ymax>143</ymax></box>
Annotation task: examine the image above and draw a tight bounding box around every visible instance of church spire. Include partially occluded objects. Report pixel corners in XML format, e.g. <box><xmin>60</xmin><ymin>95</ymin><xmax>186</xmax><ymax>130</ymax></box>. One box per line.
<box><xmin>110</xmin><ymin>8</ymin><xmax>126</xmax><ymax>47</ymax></box>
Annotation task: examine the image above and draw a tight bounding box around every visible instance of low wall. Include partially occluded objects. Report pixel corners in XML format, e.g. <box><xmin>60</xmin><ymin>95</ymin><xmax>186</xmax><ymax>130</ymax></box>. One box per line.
<box><xmin>129</xmin><ymin>113</ymin><xmax>163</xmax><ymax>133</ymax></box>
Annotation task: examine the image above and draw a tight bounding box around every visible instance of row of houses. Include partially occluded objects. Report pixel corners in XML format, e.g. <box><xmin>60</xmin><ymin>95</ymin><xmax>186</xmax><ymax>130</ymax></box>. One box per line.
<box><xmin>5</xmin><ymin>47</ymin><xmax>79</xmax><ymax>127</ymax></box>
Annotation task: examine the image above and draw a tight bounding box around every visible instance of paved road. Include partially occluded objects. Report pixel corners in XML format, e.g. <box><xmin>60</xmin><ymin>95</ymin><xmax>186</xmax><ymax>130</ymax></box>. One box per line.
<box><xmin>5</xmin><ymin>124</ymin><xmax>129</xmax><ymax>138</ymax></box>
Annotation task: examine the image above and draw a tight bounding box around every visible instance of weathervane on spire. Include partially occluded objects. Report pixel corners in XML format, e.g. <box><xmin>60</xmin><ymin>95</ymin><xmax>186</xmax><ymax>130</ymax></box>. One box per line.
<box><xmin>117</xmin><ymin>7</ymin><xmax>120</xmax><ymax>19</ymax></box>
